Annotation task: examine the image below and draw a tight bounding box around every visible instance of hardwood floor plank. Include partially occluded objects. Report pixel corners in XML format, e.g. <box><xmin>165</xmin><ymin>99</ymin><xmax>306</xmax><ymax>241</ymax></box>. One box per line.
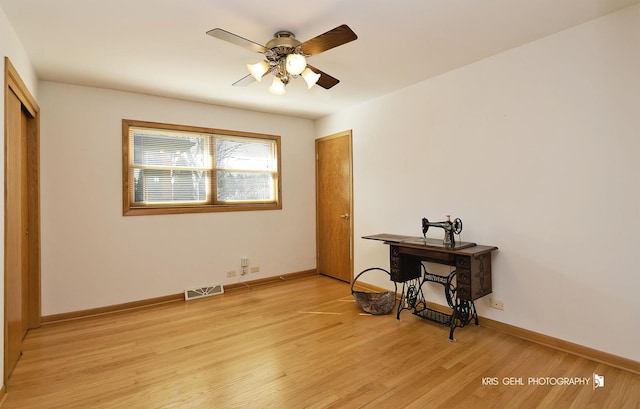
<box><xmin>3</xmin><ymin>276</ymin><xmax>640</xmax><ymax>408</ymax></box>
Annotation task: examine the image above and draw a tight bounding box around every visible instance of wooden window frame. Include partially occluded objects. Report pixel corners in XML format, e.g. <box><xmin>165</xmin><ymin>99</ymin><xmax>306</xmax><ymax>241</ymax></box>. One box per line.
<box><xmin>122</xmin><ymin>119</ymin><xmax>282</xmax><ymax>216</ymax></box>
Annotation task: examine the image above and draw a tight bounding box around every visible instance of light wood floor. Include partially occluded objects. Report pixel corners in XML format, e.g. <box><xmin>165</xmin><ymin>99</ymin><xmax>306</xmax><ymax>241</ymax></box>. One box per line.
<box><xmin>3</xmin><ymin>275</ymin><xmax>639</xmax><ymax>408</ymax></box>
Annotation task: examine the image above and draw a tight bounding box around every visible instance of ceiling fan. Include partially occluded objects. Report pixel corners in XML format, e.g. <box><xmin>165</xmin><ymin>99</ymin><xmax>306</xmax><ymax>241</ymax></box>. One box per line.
<box><xmin>206</xmin><ymin>24</ymin><xmax>358</xmax><ymax>95</ymax></box>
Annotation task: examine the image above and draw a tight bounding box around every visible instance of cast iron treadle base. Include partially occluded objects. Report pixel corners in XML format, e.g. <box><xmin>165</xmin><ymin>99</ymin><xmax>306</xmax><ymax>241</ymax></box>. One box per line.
<box><xmin>394</xmin><ymin>265</ymin><xmax>480</xmax><ymax>342</ymax></box>
<box><xmin>413</xmin><ymin>307</ymin><xmax>451</xmax><ymax>325</ymax></box>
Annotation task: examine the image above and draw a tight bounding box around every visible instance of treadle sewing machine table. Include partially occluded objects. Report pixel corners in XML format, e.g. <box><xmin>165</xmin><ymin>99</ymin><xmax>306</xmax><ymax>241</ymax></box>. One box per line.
<box><xmin>363</xmin><ymin>234</ymin><xmax>498</xmax><ymax>341</ymax></box>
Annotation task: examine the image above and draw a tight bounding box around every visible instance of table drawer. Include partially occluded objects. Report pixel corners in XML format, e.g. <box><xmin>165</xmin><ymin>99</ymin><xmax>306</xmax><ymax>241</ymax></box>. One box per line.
<box><xmin>390</xmin><ymin>246</ymin><xmax>421</xmax><ymax>282</ymax></box>
<box><xmin>457</xmin><ymin>269</ymin><xmax>471</xmax><ymax>285</ymax></box>
<box><xmin>457</xmin><ymin>284</ymin><xmax>471</xmax><ymax>301</ymax></box>
<box><xmin>456</xmin><ymin>256</ymin><xmax>471</xmax><ymax>268</ymax></box>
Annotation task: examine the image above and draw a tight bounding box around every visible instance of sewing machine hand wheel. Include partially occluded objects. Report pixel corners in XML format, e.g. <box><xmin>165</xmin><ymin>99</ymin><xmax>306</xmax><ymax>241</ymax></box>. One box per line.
<box><xmin>453</xmin><ymin>218</ymin><xmax>463</xmax><ymax>234</ymax></box>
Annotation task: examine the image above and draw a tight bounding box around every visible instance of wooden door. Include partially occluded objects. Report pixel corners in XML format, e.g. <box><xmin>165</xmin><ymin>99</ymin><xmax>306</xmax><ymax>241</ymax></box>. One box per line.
<box><xmin>5</xmin><ymin>90</ymin><xmax>29</xmax><ymax>378</ymax></box>
<box><xmin>4</xmin><ymin>58</ymin><xmax>41</xmax><ymax>382</ymax></box>
<box><xmin>316</xmin><ymin>131</ymin><xmax>353</xmax><ymax>282</ymax></box>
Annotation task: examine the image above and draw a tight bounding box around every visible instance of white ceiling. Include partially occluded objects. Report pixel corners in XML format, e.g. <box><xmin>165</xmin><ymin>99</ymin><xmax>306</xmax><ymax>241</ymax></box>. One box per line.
<box><xmin>2</xmin><ymin>0</ymin><xmax>640</xmax><ymax>119</ymax></box>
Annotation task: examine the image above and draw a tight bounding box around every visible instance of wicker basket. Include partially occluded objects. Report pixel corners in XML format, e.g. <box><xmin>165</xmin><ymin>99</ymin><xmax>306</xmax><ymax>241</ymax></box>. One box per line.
<box><xmin>351</xmin><ymin>268</ymin><xmax>397</xmax><ymax>315</ymax></box>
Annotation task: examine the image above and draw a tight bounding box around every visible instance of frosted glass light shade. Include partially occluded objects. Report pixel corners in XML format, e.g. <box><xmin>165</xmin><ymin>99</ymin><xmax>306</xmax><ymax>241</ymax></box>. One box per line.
<box><xmin>301</xmin><ymin>68</ymin><xmax>321</xmax><ymax>89</ymax></box>
<box><xmin>247</xmin><ymin>60</ymin><xmax>269</xmax><ymax>82</ymax></box>
<box><xmin>285</xmin><ymin>53</ymin><xmax>307</xmax><ymax>75</ymax></box>
<box><xmin>268</xmin><ymin>77</ymin><xmax>286</xmax><ymax>95</ymax></box>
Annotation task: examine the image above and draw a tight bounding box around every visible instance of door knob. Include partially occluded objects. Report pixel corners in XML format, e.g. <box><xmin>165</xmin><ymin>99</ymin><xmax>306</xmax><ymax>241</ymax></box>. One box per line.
<box><xmin>340</xmin><ymin>213</ymin><xmax>350</xmax><ymax>219</ymax></box>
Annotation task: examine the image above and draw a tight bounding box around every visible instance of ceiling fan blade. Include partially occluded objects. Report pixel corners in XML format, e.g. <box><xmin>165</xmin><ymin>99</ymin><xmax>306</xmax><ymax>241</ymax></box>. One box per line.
<box><xmin>300</xmin><ymin>24</ymin><xmax>358</xmax><ymax>56</ymax></box>
<box><xmin>307</xmin><ymin>65</ymin><xmax>340</xmax><ymax>89</ymax></box>
<box><xmin>206</xmin><ymin>28</ymin><xmax>267</xmax><ymax>53</ymax></box>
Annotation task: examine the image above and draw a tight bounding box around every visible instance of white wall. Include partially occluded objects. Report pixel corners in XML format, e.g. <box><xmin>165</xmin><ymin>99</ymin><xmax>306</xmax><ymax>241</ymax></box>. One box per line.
<box><xmin>317</xmin><ymin>5</ymin><xmax>640</xmax><ymax>361</ymax></box>
<box><xmin>1</xmin><ymin>2</ymin><xmax>38</xmax><ymax>392</ymax></box>
<box><xmin>39</xmin><ymin>82</ymin><xmax>317</xmax><ymax>315</ymax></box>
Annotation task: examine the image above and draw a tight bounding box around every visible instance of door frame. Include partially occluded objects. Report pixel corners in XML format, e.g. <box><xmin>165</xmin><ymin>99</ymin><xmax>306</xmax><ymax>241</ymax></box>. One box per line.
<box><xmin>315</xmin><ymin>130</ymin><xmax>354</xmax><ymax>283</ymax></box>
<box><xmin>4</xmin><ymin>57</ymin><xmax>41</xmax><ymax>383</ymax></box>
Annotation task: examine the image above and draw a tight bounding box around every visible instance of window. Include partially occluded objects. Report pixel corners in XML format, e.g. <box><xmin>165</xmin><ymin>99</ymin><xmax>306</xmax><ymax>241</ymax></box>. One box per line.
<box><xmin>122</xmin><ymin>120</ymin><xmax>281</xmax><ymax>215</ymax></box>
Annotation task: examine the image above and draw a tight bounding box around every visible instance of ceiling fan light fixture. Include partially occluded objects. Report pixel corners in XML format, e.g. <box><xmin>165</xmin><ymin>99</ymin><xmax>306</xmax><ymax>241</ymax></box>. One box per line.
<box><xmin>302</xmin><ymin>68</ymin><xmax>321</xmax><ymax>89</ymax></box>
<box><xmin>269</xmin><ymin>76</ymin><xmax>286</xmax><ymax>95</ymax></box>
<box><xmin>247</xmin><ymin>60</ymin><xmax>269</xmax><ymax>82</ymax></box>
<box><xmin>285</xmin><ymin>53</ymin><xmax>307</xmax><ymax>75</ymax></box>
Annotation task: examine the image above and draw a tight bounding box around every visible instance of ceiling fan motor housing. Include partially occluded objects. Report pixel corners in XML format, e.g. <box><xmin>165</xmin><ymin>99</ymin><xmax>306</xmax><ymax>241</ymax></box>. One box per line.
<box><xmin>266</xmin><ymin>31</ymin><xmax>301</xmax><ymax>49</ymax></box>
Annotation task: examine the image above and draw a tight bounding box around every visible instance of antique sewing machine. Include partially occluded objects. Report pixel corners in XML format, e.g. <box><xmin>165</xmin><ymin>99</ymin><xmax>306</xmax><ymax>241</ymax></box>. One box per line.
<box><xmin>422</xmin><ymin>215</ymin><xmax>463</xmax><ymax>247</ymax></box>
<box><xmin>362</xmin><ymin>214</ymin><xmax>500</xmax><ymax>341</ymax></box>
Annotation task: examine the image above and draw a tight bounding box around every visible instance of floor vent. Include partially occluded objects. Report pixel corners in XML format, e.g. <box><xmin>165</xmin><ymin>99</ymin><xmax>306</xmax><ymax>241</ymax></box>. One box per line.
<box><xmin>185</xmin><ymin>284</ymin><xmax>224</xmax><ymax>300</ymax></box>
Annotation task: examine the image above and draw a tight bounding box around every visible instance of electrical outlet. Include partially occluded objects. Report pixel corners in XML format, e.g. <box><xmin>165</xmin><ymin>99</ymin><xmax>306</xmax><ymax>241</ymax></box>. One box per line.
<box><xmin>226</xmin><ymin>270</ymin><xmax>237</xmax><ymax>278</ymax></box>
<box><xmin>490</xmin><ymin>298</ymin><xmax>505</xmax><ymax>310</ymax></box>
<box><xmin>250</xmin><ymin>266</ymin><xmax>260</xmax><ymax>273</ymax></box>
